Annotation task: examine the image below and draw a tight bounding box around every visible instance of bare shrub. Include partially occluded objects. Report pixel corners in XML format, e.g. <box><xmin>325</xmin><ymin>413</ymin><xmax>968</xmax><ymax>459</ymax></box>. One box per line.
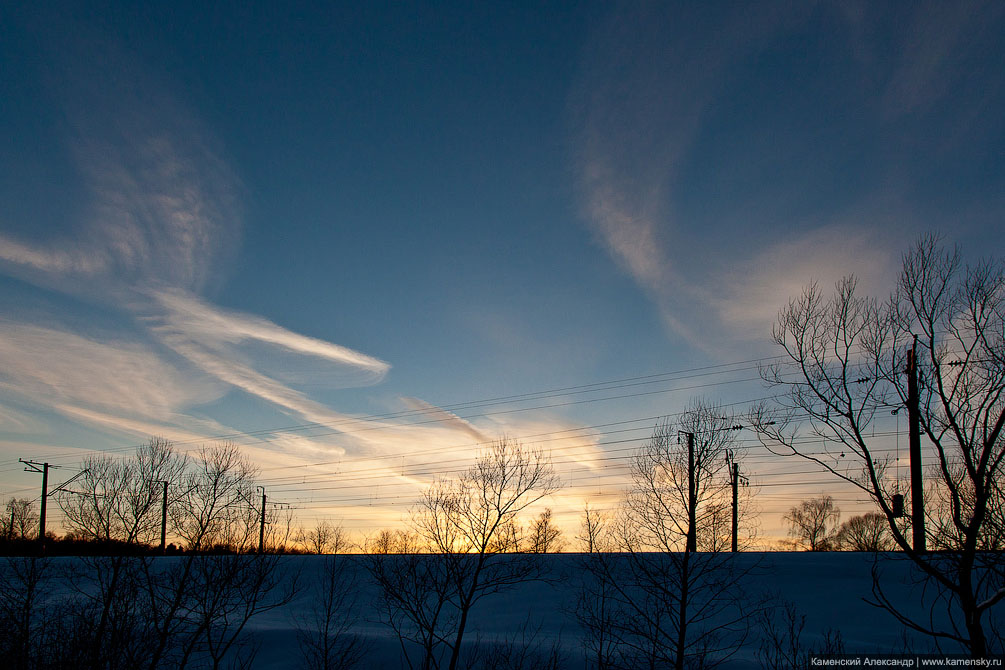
<box><xmin>299</xmin><ymin>521</ymin><xmax>349</xmax><ymax>555</ymax></box>
<box><xmin>576</xmin><ymin>502</ymin><xmax>609</xmax><ymax>554</ymax></box>
<box><xmin>757</xmin><ymin>600</ymin><xmax>845</xmax><ymax>669</ymax></box>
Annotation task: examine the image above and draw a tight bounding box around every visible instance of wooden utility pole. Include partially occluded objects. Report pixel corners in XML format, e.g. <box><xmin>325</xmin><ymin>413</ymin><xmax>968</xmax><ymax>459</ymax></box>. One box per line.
<box><xmin>39</xmin><ymin>463</ymin><xmax>47</xmax><ymax>548</ymax></box>
<box><xmin>725</xmin><ymin>447</ymin><xmax>747</xmax><ymax>553</ymax></box>
<box><xmin>682</xmin><ymin>432</ymin><xmax>697</xmax><ymax>553</ymax></box>
<box><xmin>19</xmin><ymin>460</ymin><xmax>49</xmax><ymax>550</ymax></box>
<box><xmin>157</xmin><ymin>480</ymin><xmax>169</xmax><ymax>554</ymax></box>
<box><xmin>731</xmin><ymin>462</ymin><xmax>739</xmax><ymax>553</ymax></box>
<box><xmin>258</xmin><ymin>487</ymin><xmax>267</xmax><ymax>554</ymax></box>
<box><xmin>906</xmin><ymin>339</ymin><xmax>926</xmax><ymax>553</ymax></box>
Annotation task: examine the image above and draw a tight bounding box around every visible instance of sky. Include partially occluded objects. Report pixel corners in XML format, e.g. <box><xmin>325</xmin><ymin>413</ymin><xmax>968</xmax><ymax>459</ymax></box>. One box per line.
<box><xmin>0</xmin><ymin>1</ymin><xmax>1002</xmax><ymax>545</ymax></box>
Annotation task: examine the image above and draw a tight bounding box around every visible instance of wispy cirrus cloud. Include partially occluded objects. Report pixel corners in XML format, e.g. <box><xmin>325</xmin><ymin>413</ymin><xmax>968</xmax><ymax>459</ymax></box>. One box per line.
<box><xmin>567</xmin><ymin>3</ymin><xmax>992</xmax><ymax>356</ymax></box>
<box><xmin>0</xmin><ymin>320</ymin><xmax>222</xmax><ymax>421</ymax></box>
<box><xmin>148</xmin><ymin>289</ymin><xmax>390</xmax><ymax>381</ymax></box>
<box><xmin>880</xmin><ymin>0</ymin><xmax>1003</xmax><ymax>120</ymax></box>
<box><xmin>0</xmin><ymin>237</ymin><xmax>109</xmax><ymax>276</ymax></box>
<box><xmin>0</xmin><ymin>46</ymin><xmax>241</xmax><ymax>297</ymax></box>
<box><xmin>51</xmin><ymin>404</ymin><xmax>234</xmax><ymax>446</ymax></box>
<box><xmin>0</xmin><ymin>24</ymin><xmax>618</xmax><ymax>484</ymax></box>
<box><xmin>398</xmin><ymin>397</ymin><xmax>489</xmax><ymax>444</ymax></box>
<box><xmin>568</xmin><ymin>3</ymin><xmax>803</xmax><ymax>352</ymax></box>
<box><xmin>713</xmin><ymin>223</ymin><xmax>902</xmax><ymax>337</ymax></box>
<box><xmin>0</xmin><ymin>30</ymin><xmax>398</xmax><ymax>459</ymax></box>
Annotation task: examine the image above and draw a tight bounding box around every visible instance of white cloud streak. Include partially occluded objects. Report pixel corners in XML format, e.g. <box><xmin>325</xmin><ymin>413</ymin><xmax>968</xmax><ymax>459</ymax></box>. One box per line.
<box><xmin>149</xmin><ymin>290</ymin><xmax>390</xmax><ymax>378</ymax></box>
<box><xmin>51</xmin><ymin>404</ymin><xmax>229</xmax><ymax>445</ymax></box>
<box><xmin>398</xmin><ymin>397</ymin><xmax>489</xmax><ymax>444</ymax></box>
<box><xmin>0</xmin><ymin>321</ymin><xmax>222</xmax><ymax>421</ymax></box>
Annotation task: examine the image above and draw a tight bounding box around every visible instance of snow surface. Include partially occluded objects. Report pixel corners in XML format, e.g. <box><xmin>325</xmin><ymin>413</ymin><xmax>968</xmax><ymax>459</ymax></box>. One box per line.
<box><xmin>244</xmin><ymin>552</ymin><xmax>958</xmax><ymax>669</ymax></box>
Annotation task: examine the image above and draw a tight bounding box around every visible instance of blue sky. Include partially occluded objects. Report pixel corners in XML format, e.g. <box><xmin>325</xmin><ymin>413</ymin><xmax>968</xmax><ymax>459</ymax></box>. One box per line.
<box><xmin>1</xmin><ymin>1</ymin><xmax>1002</xmax><ymax>541</ymax></box>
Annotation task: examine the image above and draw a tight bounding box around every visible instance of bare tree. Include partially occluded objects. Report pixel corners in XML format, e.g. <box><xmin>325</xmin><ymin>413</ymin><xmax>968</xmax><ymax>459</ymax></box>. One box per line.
<box><xmin>577</xmin><ymin>401</ymin><xmax>764</xmax><ymax>670</ymax></box>
<box><xmin>367</xmin><ymin>549</ymin><xmax>454</xmax><ymax>670</ymax></box>
<box><xmin>576</xmin><ymin>502</ymin><xmax>609</xmax><ymax>554</ymax></box>
<box><xmin>11</xmin><ymin>439</ymin><xmax>295</xmax><ymax>669</ymax></box>
<box><xmin>462</xmin><ymin>619</ymin><xmax>565</xmax><ymax>670</ymax></box>
<box><xmin>366</xmin><ymin>528</ymin><xmax>419</xmax><ymax>554</ymax></box>
<box><xmin>370</xmin><ymin>439</ymin><xmax>561</xmax><ymax>670</ymax></box>
<box><xmin>527</xmin><ymin>508</ymin><xmax>565</xmax><ymax>553</ymax></box>
<box><xmin>927</xmin><ymin>461</ymin><xmax>1005</xmax><ymax>552</ymax></box>
<box><xmin>54</xmin><ymin>438</ymin><xmax>186</xmax><ymax>670</ymax></box>
<box><xmin>296</xmin><ymin>555</ymin><xmax>367</xmax><ymax>670</ymax></box>
<box><xmin>367</xmin><ymin>528</ymin><xmax>397</xmax><ymax>554</ymax></box>
<box><xmin>756</xmin><ymin>235</ymin><xmax>1005</xmax><ymax>656</ymax></box>
<box><xmin>145</xmin><ymin>441</ymin><xmax>298</xmax><ymax>670</ymax></box>
<box><xmin>59</xmin><ymin>437</ymin><xmax>185</xmax><ymax>545</ymax></box>
<box><xmin>0</xmin><ymin>556</ymin><xmax>51</xmax><ymax>667</ymax></box>
<box><xmin>784</xmin><ymin>496</ymin><xmax>841</xmax><ymax>551</ymax></box>
<box><xmin>173</xmin><ymin>442</ymin><xmax>258</xmax><ymax>552</ymax></box>
<box><xmin>2</xmin><ymin>498</ymin><xmax>38</xmax><ymax>541</ymax></box>
<box><xmin>416</xmin><ymin>439</ymin><xmax>560</xmax><ymax>670</ymax></box>
<box><xmin>574</xmin><ymin>566</ymin><xmax>619</xmax><ymax>670</ymax></box>
<box><xmin>299</xmin><ymin>521</ymin><xmax>349</xmax><ymax>554</ymax></box>
<box><xmin>181</xmin><ymin>552</ymin><xmax>297</xmax><ymax>670</ymax></box>
<box><xmin>838</xmin><ymin>513</ymin><xmax>895</xmax><ymax>551</ymax></box>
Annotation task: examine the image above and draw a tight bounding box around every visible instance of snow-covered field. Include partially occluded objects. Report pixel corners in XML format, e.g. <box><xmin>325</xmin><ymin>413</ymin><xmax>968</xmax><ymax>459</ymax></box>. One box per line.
<box><xmin>245</xmin><ymin>552</ymin><xmax>960</xmax><ymax>669</ymax></box>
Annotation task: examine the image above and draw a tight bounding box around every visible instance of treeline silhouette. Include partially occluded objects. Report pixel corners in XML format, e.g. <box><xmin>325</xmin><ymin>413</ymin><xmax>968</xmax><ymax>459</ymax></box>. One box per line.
<box><xmin>0</xmin><ymin>535</ymin><xmax>310</xmax><ymax>557</ymax></box>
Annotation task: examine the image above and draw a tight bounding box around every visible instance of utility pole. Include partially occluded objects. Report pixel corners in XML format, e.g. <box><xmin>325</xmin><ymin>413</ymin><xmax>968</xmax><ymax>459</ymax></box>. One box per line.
<box><xmin>19</xmin><ymin>461</ymin><xmax>87</xmax><ymax>553</ymax></box>
<box><xmin>731</xmin><ymin>462</ymin><xmax>739</xmax><ymax>553</ymax></box>
<box><xmin>906</xmin><ymin>339</ymin><xmax>926</xmax><ymax>553</ymax></box>
<box><xmin>39</xmin><ymin>463</ymin><xmax>47</xmax><ymax>547</ymax></box>
<box><xmin>725</xmin><ymin>448</ymin><xmax>748</xmax><ymax>553</ymax></box>
<box><xmin>680</xmin><ymin>432</ymin><xmax>697</xmax><ymax>553</ymax></box>
<box><xmin>157</xmin><ymin>480</ymin><xmax>169</xmax><ymax>554</ymax></box>
<box><xmin>258</xmin><ymin>486</ymin><xmax>267</xmax><ymax>554</ymax></box>
<box><xmin>19</xmin><ymin>460</ymin><xmax>49</xmax><ymax>550</ymax></box>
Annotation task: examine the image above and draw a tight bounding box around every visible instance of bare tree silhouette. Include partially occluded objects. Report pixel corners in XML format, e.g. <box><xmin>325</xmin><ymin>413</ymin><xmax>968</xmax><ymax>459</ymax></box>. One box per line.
<box><xmin>0</xmin><ymin>556</ymin><xmax>53</xmax><ymax>668</ymax></box>
<box><xmin>369</xmin><ymin>439</ymin><xmax>561</xmax><ymax>670</ymax></box>
<box><xmin>576</xmin><ymin>502</ymin><xmax>610</xmax><ymax>554</ymax></box>
<box><xmin>837</xmin><ymin>513</ymin><xmax>895</xmax><ymax>552</ymax></box>
<box><xmin>298</xmin><ymin>521</ymin><xmax>349</xmax><ymax>555</ymax></box>
<box><xmin>755</xmin><ymin>235</ymin><xmax>1005</xmax><ymax>656</ymax></box>
<box><xmin>366</xmin><ymin>528</ymin><xmax>420</xmax><ymax>555</ymax></box>
<box><xmin>784</xmin><ymin>496</ymin><xmax>841</xmax><ymax>551</ymax></box>
<box><xmin>40</xmin><ymin>439</ymin><xmax>297</xmax><ymax>669</ymax></box>
<box><xmin>756</xmin><ymin>600</ymin><xmax>845</xmax><ymax>669</ymax></box>
<box><xmin>577</xmin><ymin>400</ymin><xmax>765</xmax><ymax>670</ymax></box>
<box><xmin>296</xmin><ymin>555</ymin><xmax>367</xmax><ymax>670</ymax></box>
<box><xmin>527</xmin><ymin>508</ymin><xmax>565</xmax><ymax>553</ymax></box>
<box><xmin>2</xmin><ymin>499</ymin><xmax>39</xmax><ymax>541</ymax></box>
